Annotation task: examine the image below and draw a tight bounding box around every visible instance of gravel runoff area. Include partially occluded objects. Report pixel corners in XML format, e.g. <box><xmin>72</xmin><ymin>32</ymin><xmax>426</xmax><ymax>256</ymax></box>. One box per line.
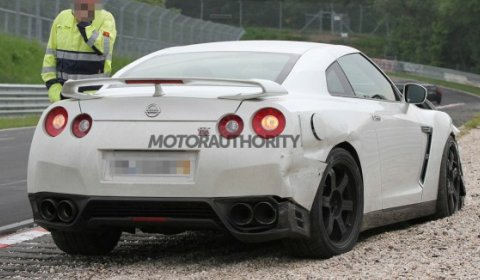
<box><xmin>1</xmin><ymin>129</ymin><xmax>479</xmax><ymax>279</ymax></box>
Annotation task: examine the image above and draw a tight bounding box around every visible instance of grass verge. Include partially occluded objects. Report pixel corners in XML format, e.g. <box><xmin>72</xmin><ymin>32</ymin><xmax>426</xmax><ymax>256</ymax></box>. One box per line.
<box><xmin>388</xmin><ymin>72</ymin><xmax>480</xmax><ymax>97</ymax></box>
<box><xmin>0</xmin><ymin>33</ymin><xmax>45</xmax><ymax>84</ymax></box>
<box><xmin>459</xmin><ymin>113</ymin><xmax>480</xmax><ymax>137</ymax></box>
<box><xmin>0</xmin><ymin>33</ymin><xmax>134</xmax><ymax>84</ymax></box>
<box><xmin>0</xmin><ymin>116</ymin><xmax>40</xmax><ymax>130</ymax></box>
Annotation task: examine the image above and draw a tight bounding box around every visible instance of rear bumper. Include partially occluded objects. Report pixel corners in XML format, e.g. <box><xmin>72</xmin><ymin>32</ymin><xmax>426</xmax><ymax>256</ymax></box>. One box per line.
<box><xmin>29</xmin><ymin>192</ymin><xmax>311</xmax><ymax>243</ymax></box>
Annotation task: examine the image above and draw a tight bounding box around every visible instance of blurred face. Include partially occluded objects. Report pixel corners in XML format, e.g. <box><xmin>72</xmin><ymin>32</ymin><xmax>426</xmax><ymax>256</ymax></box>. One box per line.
<box><xmin>74</xmin><ymin>0</ymin><xmax>99</xmax><ymax>22</ymax></box>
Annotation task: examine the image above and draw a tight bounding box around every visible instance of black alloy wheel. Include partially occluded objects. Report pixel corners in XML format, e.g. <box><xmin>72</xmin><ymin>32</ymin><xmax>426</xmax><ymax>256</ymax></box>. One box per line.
<box><xmin>436</xmin><ymin>136</ymin><xmax>465</xmax><ymax>218</ymax></box>
<box><xmin>321</xmin><ymin>165</ymin><xmax>357</xmax><ymax>245</ymax></box>
<box><xmin>445</xmin><ymin>143</ymin><xmax>462</xmax><ymax>212</ymax></box>
<box><xmin>284</xmin><ymin>148</ymin><xmax>363</xmax><ymax>259</ymax></box>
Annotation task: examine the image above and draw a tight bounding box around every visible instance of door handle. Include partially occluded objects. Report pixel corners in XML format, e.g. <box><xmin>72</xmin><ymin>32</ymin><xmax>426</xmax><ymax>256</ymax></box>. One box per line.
<box><xmin>371</xmin><ymin>114</ymin><xmax>382</xmax><ymax>122</ymax></box>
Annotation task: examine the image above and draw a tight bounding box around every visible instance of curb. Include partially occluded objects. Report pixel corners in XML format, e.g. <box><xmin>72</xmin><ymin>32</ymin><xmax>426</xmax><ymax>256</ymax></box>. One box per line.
<box><xmin>0</xmin><ymin>219</ymin><xmax>34</xmax><ymax>236</ymax></box>
<box><xmin>0</xmin><ymin>227</ymin><xmax>49</xmax><ymax>249</ymax></box>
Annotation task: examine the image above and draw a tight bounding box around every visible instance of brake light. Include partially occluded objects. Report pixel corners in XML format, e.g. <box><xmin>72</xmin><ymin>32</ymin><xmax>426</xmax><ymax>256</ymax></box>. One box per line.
<box><xmin>252</xmin><ymin>108</ymin><xmax>286</xmax><ymax>139</ymax></box>
<box><xmin>45</xmin><ymin>107</ymin><xmax>68</xmax><ymax>137</ymax></box>
<box><xmin>218</xmin><ymin>114</ymin><xmax>244</xmax><ymax>139</ymax></box>
<box><xmin>72</xmin><ymin>114</ymin><xmax>93</xmax><ymax>138</ymax></box>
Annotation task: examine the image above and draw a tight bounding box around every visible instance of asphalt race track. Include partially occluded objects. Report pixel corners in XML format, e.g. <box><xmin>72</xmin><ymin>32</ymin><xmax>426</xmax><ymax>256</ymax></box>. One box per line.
<box><xmin>0</xmin><ymin>89</ymin><xmax>479</xmax><ymax>229</ymax></box>
<box><xmin>436</xmin><ymin>88</ymin><xmax>480</xmax><ymax>126</ymax></box>
<box><xmin>0</xmin><ymin>128</ymin><xmax>34</xmax><ymax>229</ymax></box>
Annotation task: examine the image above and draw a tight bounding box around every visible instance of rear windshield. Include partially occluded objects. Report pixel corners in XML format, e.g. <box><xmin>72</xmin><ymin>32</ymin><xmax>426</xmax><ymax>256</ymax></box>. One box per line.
<box><xmin>120</xmin><ymin>52</ymin><xmax>299</xmax><ymax>83</ymax></box>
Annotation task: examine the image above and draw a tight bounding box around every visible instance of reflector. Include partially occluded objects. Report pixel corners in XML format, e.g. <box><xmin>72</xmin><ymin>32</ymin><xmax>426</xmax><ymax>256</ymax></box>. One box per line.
<box><xmin>218</xmin><ymin>115</ymin><xmax>244</xmax><ymax>139</ymax></box>
<box><xmin>72</xmin><ymin>114</ymin><xmax>93</xmax><ymax>138</ymax></box>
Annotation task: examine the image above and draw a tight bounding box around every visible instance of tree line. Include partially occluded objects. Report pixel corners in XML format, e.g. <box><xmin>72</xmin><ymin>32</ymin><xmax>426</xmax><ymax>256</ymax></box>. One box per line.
<box><xmin>135</xmin><ymin>0</ymin><xmax>480</xmax><ymax>73</ymax></box>
<box><xmin>372</xmin><ymin>0</ymin><xmax>480</xmax><ymax>73</ymax></box>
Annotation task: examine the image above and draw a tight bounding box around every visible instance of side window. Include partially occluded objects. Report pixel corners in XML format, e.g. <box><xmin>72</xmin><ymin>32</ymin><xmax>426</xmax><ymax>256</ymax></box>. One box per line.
<box><xmin>338</xmin><ymin>54</ymin><xmax>397</xmax><ymax>101</ymax></box>
<box><xmin>326</xmin><ymin>62</ymin><xmax>355</xmax><ymax>97</ymax></box>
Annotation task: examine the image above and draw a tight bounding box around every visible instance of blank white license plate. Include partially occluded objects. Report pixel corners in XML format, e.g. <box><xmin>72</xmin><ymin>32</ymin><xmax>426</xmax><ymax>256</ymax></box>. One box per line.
<box><xmin>102</xmin><ymin>151</ymin><xmax>196</xmax><ymax>183</ymax></box>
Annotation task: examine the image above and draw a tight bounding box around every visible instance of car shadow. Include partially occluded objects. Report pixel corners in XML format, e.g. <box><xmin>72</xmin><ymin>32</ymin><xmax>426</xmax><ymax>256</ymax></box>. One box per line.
<box><xmin>59</xmin><ymin>217</ymin><xmax>434</xmax><ymax>267</ymax></box>
<box><xmin>358</xmin><ymin>216</ymin><xmax>432</xmax><ymax>242</ymax></box>
<box><xmin>61</xmin><ymin>230</ymin><xmax>291</xmax><ymax>267</ymax></box>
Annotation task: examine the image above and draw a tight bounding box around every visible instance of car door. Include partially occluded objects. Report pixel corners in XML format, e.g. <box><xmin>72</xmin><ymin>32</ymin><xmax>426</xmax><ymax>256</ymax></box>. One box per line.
<box><xmin>337</xmin><ymin>54</ymin><xmax>428</xmax><ymax>209</ymax></box>
<box><xmin>312</xmin><ymin>61</ymin><xmax>384</xmax><ymax>213</ymax></box>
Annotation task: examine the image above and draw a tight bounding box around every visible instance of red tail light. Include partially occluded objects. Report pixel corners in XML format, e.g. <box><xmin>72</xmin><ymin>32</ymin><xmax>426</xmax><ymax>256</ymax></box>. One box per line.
<box><xmin>252</xmin><ymin>108</ymin><xmax>286</xmax><ymax>139</ymax></box>
<box><xmin>45</xmin><ymin>107</ymin><xmax>68</xmax><ymax>137</ymax></box>
<box><xmin>72</xmin><ymin>114</ymin><xmax>93</xmax><ymax>138</ymax></box>
<box><xmin>218</xmin><ymin>114</ymin><xmax>244</xmax><ymax>139</ymax></box>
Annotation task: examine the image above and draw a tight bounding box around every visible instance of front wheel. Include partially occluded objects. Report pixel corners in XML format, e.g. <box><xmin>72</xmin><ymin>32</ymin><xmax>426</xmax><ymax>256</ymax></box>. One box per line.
<box><xmin>284</xmin><ymin>148</ymin><xmax>363</xmax><ymax>258</ymax></box>
<box><xmin>435</xmin><ymin>136</ymin><xmax>464</xmax><ymax>218</ymax></box>
<box><xmin>51</xmin><ymin>229</ymin><xmax>122</xmax><ymax>255</ymax></box>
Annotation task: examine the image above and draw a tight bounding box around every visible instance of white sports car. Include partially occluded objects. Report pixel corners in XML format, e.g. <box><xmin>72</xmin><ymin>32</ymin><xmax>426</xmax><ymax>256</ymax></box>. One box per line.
<box><xmin>28</xmin><ymin>41</ymin><xmax>465</xmax><ymax>258</ymax></box>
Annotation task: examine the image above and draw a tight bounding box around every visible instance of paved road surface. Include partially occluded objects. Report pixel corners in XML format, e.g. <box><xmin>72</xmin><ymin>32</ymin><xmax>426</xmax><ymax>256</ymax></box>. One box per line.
<box><xmin>0</xmin><ymin>128</ymin><xmax>34</xmax><ymax>228</ymax></box>
<box><xmin>0</xmin><ymin>89</ymin><xmax>478</xmax><ymax>229</ymax></box>
<box><xmin>437</xmin><ymin>88</ymin><xmax>480</xmax><ymax>126</ymax></box>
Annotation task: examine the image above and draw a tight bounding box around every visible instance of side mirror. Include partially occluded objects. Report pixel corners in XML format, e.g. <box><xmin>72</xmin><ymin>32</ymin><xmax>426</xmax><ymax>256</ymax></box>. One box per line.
<box><xmin>403</xmin><ymin>84</ymin><xmax>427</xmax><ymax>104</ymax></box>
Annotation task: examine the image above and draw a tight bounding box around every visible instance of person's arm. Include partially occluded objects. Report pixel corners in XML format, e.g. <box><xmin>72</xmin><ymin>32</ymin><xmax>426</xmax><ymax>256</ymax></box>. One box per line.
<box><xmin>42</xmin><ymin>16</ymin><xmax>62</xmax><ymax>103</ymax></box>
<box><xmin>77</xmin><ymin>12</ymin><xmax>117</xmax><ymax>75</ymax></box>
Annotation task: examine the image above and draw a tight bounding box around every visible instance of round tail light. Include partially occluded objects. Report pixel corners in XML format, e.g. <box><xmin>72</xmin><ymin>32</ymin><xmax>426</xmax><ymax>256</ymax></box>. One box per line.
<box><xmin>218</xmin><ymin>114</ymin><xmax>244</xmax><ymax>139</ymax></box>
<box><xmin>45</xmin><ymin>107</ymin><xmax>68</xmax><ymax>137</ymax></box>
<box><xmin>72</xmin><ymin>114</ymin><xmax>93</xmax><ymax>138</ymax></box>
<box><xmin>252</xmin><ymin>108</ymin><xmax>286</xmax><ymax>139</ymax></box>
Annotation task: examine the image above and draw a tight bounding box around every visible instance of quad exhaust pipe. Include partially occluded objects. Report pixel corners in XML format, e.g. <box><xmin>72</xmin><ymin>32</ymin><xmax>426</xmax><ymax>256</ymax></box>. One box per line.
<box><xmin>39</xmin><ymin>199</ymin><xmax>57</xmax><ymax>222</ymax></box>
<box><xmin>230</xmin><ymin>203</ymin><xmax>254</xmax><ymax>226</ymax></box>
<box><xmin>39</xmin><ymin>199</ymin><xmax>77</xmax><ymax>223</ymax></box>
<box><xmin>57</xmin><ymin>200</ymin><xmax>77</xmax><ymax>223</ymax></box>
<box><xmin>230</xmin><ymin>202</ymin><xmax>278</xmax><ymax>227</ymax></box>
<box><xmin>253</xmin><ymin>202</ymin><xmax>277</xmax><ymax>225</ymax></box>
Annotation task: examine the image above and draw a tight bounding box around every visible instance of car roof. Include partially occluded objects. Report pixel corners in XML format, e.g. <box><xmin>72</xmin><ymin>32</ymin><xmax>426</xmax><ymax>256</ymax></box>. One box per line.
<box><xmin>113</xmin><ymin>40</ymin><xmax>361</xmax><ymax>93</ymax></box>
<box><xmin>156</xmin><ymin>40</ymin><xmax>356</xmax><ymax>56</ymax></box>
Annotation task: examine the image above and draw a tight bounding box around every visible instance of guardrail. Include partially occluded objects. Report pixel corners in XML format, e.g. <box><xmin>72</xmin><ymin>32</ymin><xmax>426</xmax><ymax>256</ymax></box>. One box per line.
<box><xmin>0</xmin><ymin>84</ymin><xmax>48</xmax><ymax>117</ymax></box>
<box><xmin>373</xmin><ymin>59</ymin><xmax>480</xmax><ymax>88</ymax></box>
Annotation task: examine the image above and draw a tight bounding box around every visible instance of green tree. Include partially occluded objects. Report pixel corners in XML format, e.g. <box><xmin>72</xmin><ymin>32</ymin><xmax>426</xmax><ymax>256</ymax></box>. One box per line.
<box><xmin>435</xmin><ymin>0</ymin><xmax>480</xmax><ymax>72</ymax></box>
<box><xmin>370</xmin><ymin>0</ymin><xmax>480</xmax><ymax>72</ymax></box>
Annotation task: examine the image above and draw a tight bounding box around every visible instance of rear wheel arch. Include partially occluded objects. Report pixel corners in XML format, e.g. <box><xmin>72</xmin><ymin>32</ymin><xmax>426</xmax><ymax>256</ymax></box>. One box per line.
<box><xmin>334</xmin><ymin>142</ymin><xmax>363</xmax><ymax>178</ymax></box>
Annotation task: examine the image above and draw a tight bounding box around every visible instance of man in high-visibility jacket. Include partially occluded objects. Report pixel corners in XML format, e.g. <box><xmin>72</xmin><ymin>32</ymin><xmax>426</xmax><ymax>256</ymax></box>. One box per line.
<box><xmin>41</xmin><ymin>0</ymin><xmax>116</xmax><ymax>102</ymax></box>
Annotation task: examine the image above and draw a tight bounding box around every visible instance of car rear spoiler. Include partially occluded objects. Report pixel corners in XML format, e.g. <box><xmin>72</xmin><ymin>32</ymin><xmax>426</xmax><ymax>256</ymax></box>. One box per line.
<box><xmin>61</xmin><ymin>77</ymin><xmax>288</xmax><ymax>100</ymax></box>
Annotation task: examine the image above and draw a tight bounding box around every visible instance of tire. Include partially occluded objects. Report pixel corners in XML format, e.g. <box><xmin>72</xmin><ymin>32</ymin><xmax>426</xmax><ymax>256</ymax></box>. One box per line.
<box><xmin>435</xmin><ymin>136</ymin><xmax>464</xmax><ymax>219</ymax></box>
<box><xmin>51</xmin><ymin>229</ymin><xmax>122</xmax><ymax>255</ymax></box>
<box><xmin>284</xmin><ymin>148</ymin><xmax>363</xmax><ymax>259</ymax></box>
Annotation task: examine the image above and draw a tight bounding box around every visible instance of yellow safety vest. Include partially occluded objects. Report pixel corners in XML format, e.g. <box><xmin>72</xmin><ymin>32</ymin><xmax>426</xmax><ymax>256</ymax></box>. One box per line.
<box><xmin>41</xmin><ymin>9</ymin><xmax>116</xmax><ymax>89</ymax></box>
